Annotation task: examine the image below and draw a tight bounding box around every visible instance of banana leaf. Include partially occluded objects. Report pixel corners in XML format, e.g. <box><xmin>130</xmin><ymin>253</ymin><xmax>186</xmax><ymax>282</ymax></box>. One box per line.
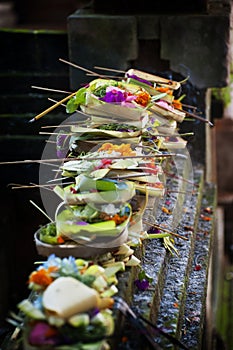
<box><xmin>60</xmin><ymin>182</ymin><xmax>135</xmax><ymax>205</ymax></box>
<box><xmin>56</xmin><ymin>204</ymin><xmax>132</xmax><ymax>238</ymax></box>
<box><xmin>70</xmin><ymin>125</ymin><xmax>141</xmax><ymax>139</ymax></box>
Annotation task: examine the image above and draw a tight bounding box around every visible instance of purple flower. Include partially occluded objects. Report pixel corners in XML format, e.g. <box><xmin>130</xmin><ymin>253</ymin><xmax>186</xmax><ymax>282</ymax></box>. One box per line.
<box><xmin>89</xmin><ymin>307</ymin><xmax>100</xmax><ymax>318</ymax></box>
<box><xmin>56</xmin><ymin>132</ymin><xmax>69</xmax><ymax>159</ymax></box>
<box><xmin>57</xmin><ymin>133</ymin><xmax>67</xmax><ymax>148</ymax></box>
<box><xmin>147</xmin><ymin>227</ymin><xmax>161</xmax><ymax>234</ymax></box>
<box><xmin>57</xmin><ymin>149</ymin><xmax>67</xmax><ymax>159</ymax></box>
<box><xmin>134</xmin><ymin>278</ymin><xmax>150</xmax><ymax>291</ymax></box>
<box><xmin>126</xmin><ymin>74</ymin><xmax>153</xmax><ymax>86</ymax></box>
<box><xmin>76</xmin><ymin>221</ymin><xmax>88</xmax><ymax>226</ymax></box>
<box><xmin>99</xmin><ymin>86</ymin><xmax>136</xmax><ymax>106</ymax></box>
<box><xmin>100</xmin><ymin>88</ymin><xmax>125</xmax><ymax>103</ymax></box>
<box><xmin>134</xmin><ymin>269</ymin><xmax>153</xmax><ymax>291</ymax></box>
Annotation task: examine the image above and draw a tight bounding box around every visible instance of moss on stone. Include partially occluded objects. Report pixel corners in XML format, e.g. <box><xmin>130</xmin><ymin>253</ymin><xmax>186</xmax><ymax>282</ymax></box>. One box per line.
<box><xmin>212</xmin><ymin>73</ymin><xmax>233</xmax><ymax>108</ymax></box>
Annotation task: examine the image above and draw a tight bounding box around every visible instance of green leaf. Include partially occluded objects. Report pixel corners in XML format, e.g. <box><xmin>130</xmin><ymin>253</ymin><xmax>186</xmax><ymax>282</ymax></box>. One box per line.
<box><xmin>66</xmin><ymin>87</ymin><xmax>87</xmax><ymax>113</ymax></box>
<box><xmin>89</xmin><ymin>168</ymin><xmax>110</xmax><ymax>179</ymax></box>
<box><xmin>17</xmin><ymin>300</ymin><xmax>46</xmax><ymax>320</ymax></box>
<box><xmin>110</xmin><ymin>159</ymin><xmax>139</xmax><ymax>169</ymax></box>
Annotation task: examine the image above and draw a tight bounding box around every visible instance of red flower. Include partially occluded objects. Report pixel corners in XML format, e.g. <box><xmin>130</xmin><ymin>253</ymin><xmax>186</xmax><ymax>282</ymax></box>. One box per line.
<box><xmin>194</xmin><ymin>264</ymin><xmax>202</xmax><ymax>271</ymax></box>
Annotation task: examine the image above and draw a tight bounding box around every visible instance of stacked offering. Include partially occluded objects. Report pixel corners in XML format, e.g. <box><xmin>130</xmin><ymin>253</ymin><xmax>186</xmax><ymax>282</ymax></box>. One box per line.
<box><xmin>18</xmin><ymin>255</ymin><xmax>122</xmax><ymax>350</ymax></box>
<box><xmin>9</xmin><ymin>67</ymin><xmax>197</xmax><ymax>350</ymax></box>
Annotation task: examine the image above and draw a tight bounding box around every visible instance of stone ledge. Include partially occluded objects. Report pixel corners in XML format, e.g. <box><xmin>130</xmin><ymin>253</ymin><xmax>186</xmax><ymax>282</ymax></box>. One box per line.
<box><xmin>67</xmin><ymin>12</ymin><xmax>231</xmax><ymax>89</ymax></box>
<box><xmin>115</xmin><ymin>169</ymin><xmax>217</xmax><ymax>349</ymax></box>
<box><xmin>181</xmin><ymin>182</ymin><xmax>217</xmax><ymax>349</ymax></box>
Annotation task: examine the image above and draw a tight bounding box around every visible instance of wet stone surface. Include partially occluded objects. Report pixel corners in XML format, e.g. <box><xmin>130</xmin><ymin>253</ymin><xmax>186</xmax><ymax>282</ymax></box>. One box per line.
<box><xmin>115</xmin><ymin>166</ymin><xmax>216</xmax><ymax>349</ymax></box>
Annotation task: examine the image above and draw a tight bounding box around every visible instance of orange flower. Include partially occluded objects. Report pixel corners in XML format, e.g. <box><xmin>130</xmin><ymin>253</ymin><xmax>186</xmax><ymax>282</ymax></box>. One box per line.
<box><xmin>112</xmin><ymin>214</ymin><xmax>128</xmax><ymax>225</ymax></box>
<box><xmin>155</xmin><ymin>87</ymin><xmax>173</xmax><ymax>95</ymax></box>
<box><xmin>57</xmin><ymin>236</ymin><xmax>65</xmax><ymax>244</ymax></box>
<box><xmin>97</xmin><ymin>143</ymin><xmax>136</xmax><ymax>156</ymax></box>
<box><xmin>162</xmin><ymin>206</ymin><xmax>171</xmax><ymax>214</ymax></box>
<box><xmin>135</xmin><ymin>91</ymin><xmax>150</xmax><ymax>107</ymax></box>
<box><xmin>172</xmin><ymin>99</ymin><xmax>182</xmax><ymax>110</ymax></box>
<box><xmin>200</xmin><ymin>214</ymin><xmax>212</xmax><ymax>221</ymax></box>
<box><xmin>28</xmin><ymin>266</ymin><xmax>58</xmax><ymax>288</ymax></box>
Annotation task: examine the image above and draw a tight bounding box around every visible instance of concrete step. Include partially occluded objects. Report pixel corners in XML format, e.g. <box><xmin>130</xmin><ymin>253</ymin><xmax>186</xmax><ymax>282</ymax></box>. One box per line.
<box><xmin>180</xmin><ymin>182</ymin><xmax>217</xmax><ymax>349</ymax></box>
<box><xmin>0</xmin><ymin>28</ymin><xmax>68</xmax><ymax>73</ymax></box>
<box><xmin>0</xmin><ymin>111</ymin><xmax>67</xmax><ymax>136</ymax></box>
<box><xmin>0</xmin><ymin>28</ymin><xmax>71</xmax><ymax>134</ymax></box>
<box><xmin>115</xmin><ymin>166</ymin><xmax>217</xmax><ymax>349</ymax></box>
<box><xmin>0</xmin><ymin>93</ymin><xmax>70</xmax><ymax>116</ymax></box>
<box><xmin>0</xmin><ymin>72</ymin><xmax>70</xmax><ymax>94</ymax></box>
<box><xmin>151</xmin><ymin>172</ymin><xmax>206</xmax><ymax>348</ymax></box>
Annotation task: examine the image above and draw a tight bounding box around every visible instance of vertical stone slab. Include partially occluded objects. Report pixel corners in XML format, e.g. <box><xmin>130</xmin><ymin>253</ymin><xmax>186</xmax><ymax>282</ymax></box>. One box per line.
<box><xmin>160</xmin><ymin>15</ymin><xmax>230</xmax><ymax>88</ymax></box>
<box><xmin>67</xmin><ymin>14</ymin><xmax>137</xmax><ymax>90</ymax></box>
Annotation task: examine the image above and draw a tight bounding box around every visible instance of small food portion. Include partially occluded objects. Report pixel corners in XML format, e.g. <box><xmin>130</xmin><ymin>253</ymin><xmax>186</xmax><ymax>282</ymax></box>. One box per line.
<box><xmin>55</xmin><ymin>202</ymin><xmax>132</xmax><ymax>239</ymax></box>
<box><xmin>42</xmin><ymin>277</ymin><xmax>100</xmax><ymax>318</ymax></box>
<box><xmin>17</xmin><ymin>255</ymin><xmax>117</xmax><ymax>349</ymax></box>
<box><xmin>54</xmin><ymin>174</ymin><xmax>136</xmax><ymax>205</ymax></box>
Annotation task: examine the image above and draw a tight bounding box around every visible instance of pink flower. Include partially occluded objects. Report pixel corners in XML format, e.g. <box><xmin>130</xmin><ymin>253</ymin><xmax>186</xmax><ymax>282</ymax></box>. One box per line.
<box><xmin>156</xmin><ymin>100</ymin><xmax>174</xmax><ymax>111</ymax></box>
<box><xmin>28</xmin><ymin>322</ymin><xmax>60</xmax><ymax>346</ymax></box>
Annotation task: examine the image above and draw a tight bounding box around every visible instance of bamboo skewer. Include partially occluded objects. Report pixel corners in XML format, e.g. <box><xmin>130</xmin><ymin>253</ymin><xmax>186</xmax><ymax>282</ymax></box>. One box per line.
<box><xmin>48</xmin><ymin>97</ymin><xmax>91</xmax><ymax>118</ymax></box>
<box><xmin>31</xmin><ymin>85</ymin><xmax>72</xmax><ymax>94</ymax></box>
<box><xmin>0</xmin><ymin>153</ymin><xmax>176</xmax><ymax>166</ymax></box>
<box><xmin>164</xmin><ymin>170</ymin><xmax>198</xmax><ymax>187</ymax></box>
<box><xmin>30</xmin><ymin>200</ymin><xmax>53</xmax><ymax>222</ymax></box>
<box><xmin>48</xmin><ymin>98</ymin><xmax>66</xmax><ymax>108</ymax></box>
<box><xmin>143</xmin><ymin>220</ymin><xmax>188</xmax><ymax>241</ymax></box>
<box><xmin>10</xmin><ymin>181</ymin><xmax>72</xmax><ymax>190</ymax></box>
<box><xmin>86</xmin><ymin>73</ymin><xmax>123</xmax><ymax>79</ymax></box>
<box><xmin>39</xmin><ymin>131</ymin><xmax>73</xmax><ymax>136</ymax></box>
<box><xmin>182</xmin><ymin>109</ymin><xmax>213</xmax><ymax>126</ymax></box>
<box><xmin>41</xmin><ymin>125</ymin><xmax>76</xmax><ymax>129</ymax></box>
<box><xmin>143</xmin><ymin>132</ymin><xmax>194</xmax><ymax>138</ymax></box>
<box><xmin>165</xmin><ymin>190</ymin><xmax>194</xmax><ymax>195</ymax></box>
<box><xmin>59</xmin><ymin>58</ymin><xmax>100</xmax><ymax>77</ymax></box>
<box><xmin>94</xmin><ymin>66</ymin><xmax>126</xmax><ymax>74</ymax></box>
<box><xmin>29</xmin><ymin>91</ymin><xmax>77</xmax><ymax>123</ymax></box>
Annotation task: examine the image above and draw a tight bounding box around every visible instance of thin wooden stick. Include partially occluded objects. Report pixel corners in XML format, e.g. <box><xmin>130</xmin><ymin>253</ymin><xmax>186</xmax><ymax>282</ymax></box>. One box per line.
<box><xmin>59</xmin><ymin>58</ymin><xmax>99</xmax><ymax>76</ymax></box>
<box><xmin>41</xmin><ymin>125</ymin><xmax>75</xmax><ymax>129</ymax></box>
<box><xmin>10</xmin><ymin>181</ymin><xmax>72</xmax><ymax>190</ymax></box>
<box><xmin>39</xmin><ymin>131</ymin><xmax>72</xmax><ymax>136</ymax></box>
<box><xmin>48</xmin><ymin>97</ymin><xmax>91</xmax><ymax>119</ymax></box>
<box><xmin>94</xmin><ymin>66</ymin><xmax>126</xmax><ymax>74</ymax></box>
<box><xmin>31</xmin><ymin>85</ymin><xmax>71</xmax><ymax>94</ymax></box>
<box><xmin>165</xmin><ymin>190</ymin><xmax>194</xmax><ymax>194</ymax></box>
<box><xmin>9</xmin><ymin>182</ymin><xmax>52</xmax><ymax>189</ymax></box>
<box><xmin>29</xmin><ymin>200</ymin><xmax>53</xmax><ymax>222</ymax></box>
<box><xmin>0</xmin><ymin>159</ymin><xmax>62</xmax><ymax>165</ymax></box>
<box><xmin>48</xmin><ymin>97</ymin><xmax>66</xmax><ymax>108</ymax></box>
<box><xmin>37</xmin><ymin>161</ymin><xmax>60</xmax><ymax>168</ymax></box>
<box><xmin>29</xmin><ymin>91</ymin><xmax>77</xmax><ymax>123</ymax></box>
<box><xmin>164</xmin><ymin>170</ymin><xmax>198</xmax><ymax>187</ymax></box>
<box><xmin>143</xmin><ymin>220</ymin><xmax>188</xmax><ymax>241</ymax></box>
<box><xmin>0</xmin><ymin>153</ymin><xmax>176</xmax><ymax>166</ymax></box>
<box><xmin>158</xmin><ymin>132</ymin><xmax>194</xmax><ymax>137</ymax></box>
<box><xmin>180</xmin><ymin>103</ymin><xmax>198</xmax><ymax>110</ymax></box>
<box><xmin>178</xmin><ymin>108</ymin><xmax>213</xmax><ymax>126</ymax></box>
<box><xmin>86</xmin><ymin>73</ymin><xmax>123</xmax><ymax>79</ymax></box>
<box><xmin>47</xmin><ymin>176</ymin><xmax>70</xmax><ymax>183</ymax></box>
